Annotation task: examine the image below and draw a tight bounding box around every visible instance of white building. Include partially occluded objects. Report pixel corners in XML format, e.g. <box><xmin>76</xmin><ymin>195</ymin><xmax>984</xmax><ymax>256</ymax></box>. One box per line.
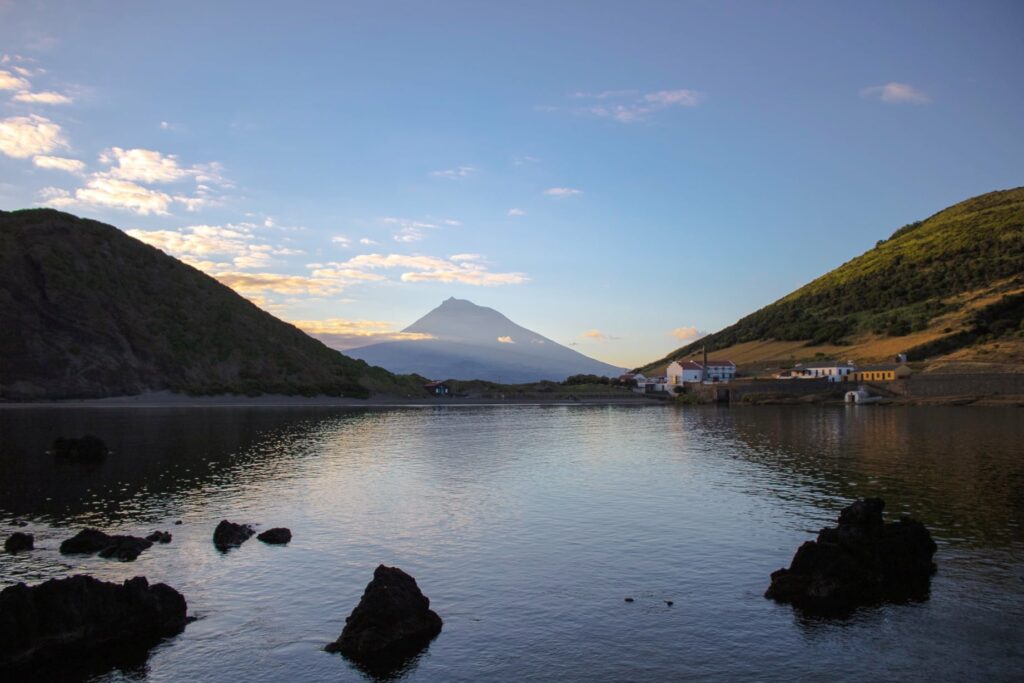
<box><xmin>667</xmin><ymin>359</ymin><xmax>737</xmax><ymax>384</ymax></box>
<box><xmin>792</xmin><ymin>361</ymin><xmax>856</xmax><ymax>382</ymax></box>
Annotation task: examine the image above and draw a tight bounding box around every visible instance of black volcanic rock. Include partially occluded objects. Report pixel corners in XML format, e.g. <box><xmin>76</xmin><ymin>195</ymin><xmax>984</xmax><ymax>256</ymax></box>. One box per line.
<box><xmin>0</xmin><ymin>575</ymin><xmax>187</xmax><ymax>675</ymax></box>
<box><xmin>257</xmin><ymin>527</ymin><xmax>292</xmax><ymax>544</ymax></box>
<box><xmin>4</xmin><ymin>532</ymin><xmax>33</xmax><ymax>553</ymax></box>
<box><xmin>146</xmin><ymin>531</ymin><xmax>172</xmax><ymax>544</ymax></box>
<box><xmin>765</xmin><ymin>498</ymin><xmax>937</xmax><ymax>614</ymax></box>
<box><xmin>59</xmin><ymin>529</ymin><xmax>153</xmax><ymax>561</ymax></box>
<box><xmin>98</xmin><ymin>537</ymin><xmax>153</xmax><ymax>562</ymax></box>
<box><xmin>326</xmin><ymin>565</ymin><xmax>443</xmax><ymax>671</ymax></box>
<box><xmin>60</xmin><ymin>528</ymin><xmax>115</xmax><ymax>554</ymax></box>
<box><xmin>213</xmin><ymin>520</ymin><xmax>255</xmax><ymax>550</ymax></box>
<box><xmin>52</xmin><ymin>435</ymin><xmax>108</xmax><ymax>459</ymax></box>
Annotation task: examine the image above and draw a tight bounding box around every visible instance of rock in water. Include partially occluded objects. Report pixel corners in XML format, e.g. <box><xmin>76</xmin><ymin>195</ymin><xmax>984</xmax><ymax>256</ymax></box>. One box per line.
<box><xmin>765</xmin><ymin>498</ymin><xmax>937</xmax><ymax>615</ymax></box>
<box><xmin>325</xmin><ymin>565</ymin><xmax>443</xmax><ymax>672</ymax></box>
<box><xmin>212</xmin><ymin>520</ymin><xmax>255</xmax><ymax>550</ymax></box>
<box><xmin>257</xmin><ymin>527</ymin><xmax>292</xmax><ymax>544</ymax></box>
<box><xmin>59</xmin><ymin>529</ymin><xmax>153</xmax><ymax>561</ymax></box>
<box><xmin>0</xmin><ymin>575</ymin><xmax>187</xmax><ymax>675</ymax></box>
<box><xmin>146</xmin><ymin>531</ymin><xmax>173</xmax><ymax>544</ymax></box>
<box><xmin>4</xmin><ymin>532</ymin><xmax>33</xmax><ymax>553</ymax></box>
<box><xmin>52</xmin><ymin>435</ymin><xmax>108</xmax><ymax>459</ymax></box>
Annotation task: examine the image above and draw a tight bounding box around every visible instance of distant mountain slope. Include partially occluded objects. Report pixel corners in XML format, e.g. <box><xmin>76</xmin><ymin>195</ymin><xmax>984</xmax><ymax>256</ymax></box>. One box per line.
<box><xmin>641</xmin><ymin>187</ymin><xmax>1024</xmax><ymax>373</ymax></box>
<box><xmin>344</xmin><ymin>297</ymin><xmax>625</xmax><ymax>383</ymax></box>
<box><xmin>0</xmin><ymin>209</ymin><xmax>421</xmax><ymax>400</ymax></box>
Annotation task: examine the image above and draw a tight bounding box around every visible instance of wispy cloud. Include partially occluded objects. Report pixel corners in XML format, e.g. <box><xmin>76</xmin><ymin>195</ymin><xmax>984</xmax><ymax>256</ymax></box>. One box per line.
<box><xmin>0</xmin><ymin>114</ymin><xmax>67</xmax><ymax>158</ymax></box>
<box><xmin>0</xmin><ymin>68</ymin><xmax>30</xmax><ymax>90</ymax></box>
<box><xmin>126</xmin><ymin>223</ymin><xmax>303</xmax><ymax>269</ymax></box>
<box><xmin>331</xmin><ymin>235</ymin><xmax>351</xmax><ymax>248</ymax></box>
<box><xmin>99</xmin><ymin>147</ymin><xmax>191</xmax><ymax>183</ymax></box>
<box><xmin>13</xmin><ymin>90</ymin><xmax>72</xmax><ymax>105</ymax></box>
<box><xmin>544</xmin><ymin>88</ymin><xmax>702</xmax><ymax>123</ymax></box>
<box><xmin>582</xmin><ymin>329</ymin><xmax>612</xmax><ymax>342</ymax></box>
<box><xmin>359</xmin><ymin>237</ymin><xmax>377</xmax><ymax>245</ymax></box>
<box><xmin>497</xmin><ymin>335</ymin><xmax>515</xmax><ymax>344</ymax></box>
<box><xmin>507</xmin><ymin>208</ymin><xmax>525</xmax><ymax>216</ymax></box>
<box><xmin>292</xmin><ymin>318</ymin><xmax>434</xmax><ymax>350</ymax></box>
<box><xmin>383</xmin><ymin>216</ymin><xmax>458</xmax><ymax>243</ymax></box>
<box><xmin>670</xmin><ymin>326</ymin><xmax>707</xmax><ymax>342</ymax></box>
<box><xmin>429</xmin><ymin>165</ymin><xmax>477</xmax><ymax>179</ymax></box>
<box><xmin>544</xmin><ymin>187</ymin><xmax>583</xmax><ymax>198</ymax></box>
<box><xmin>32</xmin><ymin>154</ymin><xmax>84</xmax><ymax>174</ymax></box>
<box><xmin>337</xmin><ymin>252</ymin><xmax>528</xmax><ymax>286</ymax></box>
<box><xmin>860</xmin><ymin>82</ymin><xmax>930</xmax><ymax>104</ymax></box>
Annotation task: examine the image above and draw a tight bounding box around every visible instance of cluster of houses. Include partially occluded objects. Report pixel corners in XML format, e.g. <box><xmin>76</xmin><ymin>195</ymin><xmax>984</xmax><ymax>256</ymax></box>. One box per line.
<box><xmin>774</xmin><ymin>358</ymin><xmax>912</xmax><ymax>383</ymax></box>
<box><xmin>622</xmin><ymin>354</ymin><xmax>912</xmax><ymax>394</ymax></box>
<box><xmin>624</xmin><ymin>359</ymin><xmax>738</xmax><ymax>394</ymax></box>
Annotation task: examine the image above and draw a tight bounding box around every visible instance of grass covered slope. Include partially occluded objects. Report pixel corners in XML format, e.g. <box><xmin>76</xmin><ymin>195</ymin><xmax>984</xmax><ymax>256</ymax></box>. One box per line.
<box><xmin>0</xmin><ymin>209</ymin><xmax>423</xmax><ymax>399</ymax></box>
<box><xmin>642</xmin><ymin>187</ymin><xmax>1024</xmax><ymax>372</ymax></box>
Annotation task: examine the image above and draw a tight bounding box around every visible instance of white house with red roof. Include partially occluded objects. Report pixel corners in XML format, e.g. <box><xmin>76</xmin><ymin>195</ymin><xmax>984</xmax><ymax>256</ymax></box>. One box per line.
<box><xmin>667</xmin><ymin>359</ymin><xmax>737</xmax><ymax>384</ymax></box>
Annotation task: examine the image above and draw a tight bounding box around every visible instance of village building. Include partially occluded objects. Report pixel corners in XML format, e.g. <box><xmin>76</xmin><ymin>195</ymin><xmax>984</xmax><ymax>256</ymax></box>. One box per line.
<box><xmin>790</xmin><ymin>361</ymin><xmax>857</xmax><ymax>382</ymax></box>
<box><xmin>852</xmin><ymin>364</ymin><xmax>912</xmax><ymax>382</ymax></box>
<box><xmin>424</xmin><ymin>380</ymin><xmax>451</xmax><ymax>396</ymax></box>
<box><xmin>635</xmin><ymin>376</ymin><xmax>670</xmax><ymax>393</ymax></box>
<box><xmin>666</xmin><ymin>359</ymin><xmax>737</xmax><ymax>385</ymax></box>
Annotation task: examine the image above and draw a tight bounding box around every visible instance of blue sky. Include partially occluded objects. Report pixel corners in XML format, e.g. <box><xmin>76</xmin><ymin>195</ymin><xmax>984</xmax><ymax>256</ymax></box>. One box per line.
<box><xmin>1</xmin><ymin>0</ymin><xmax>1022</xmax><ymax>367</ymax></box>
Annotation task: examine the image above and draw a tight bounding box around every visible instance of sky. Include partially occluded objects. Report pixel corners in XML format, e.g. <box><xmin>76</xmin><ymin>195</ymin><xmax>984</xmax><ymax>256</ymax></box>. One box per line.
<box><xmin>1</xmin><ymin>0</ymin><xmax>1022</xmax><ymax>367</ymax></box>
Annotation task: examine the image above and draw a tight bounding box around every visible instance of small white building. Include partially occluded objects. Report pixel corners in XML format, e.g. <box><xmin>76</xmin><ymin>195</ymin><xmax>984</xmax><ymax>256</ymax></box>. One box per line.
<box><xmin>637</xmin><ymin>376</ymin><xmax>670</xmax><ymax>393</ymax></box>
<box><xmin>666</xmin><ymin>359</ymin><xmax>737</xmax><ymax>384</ymax></box>
<box><xmin>792</xmin><ymin>361</ymin><xmax>857</xmax><ymax>383</ymax></box>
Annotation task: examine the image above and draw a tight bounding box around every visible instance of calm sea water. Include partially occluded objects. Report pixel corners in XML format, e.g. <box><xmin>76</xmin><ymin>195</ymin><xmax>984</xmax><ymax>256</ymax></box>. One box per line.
<box><xmin>1</xmin><ymin>405</ymin><xmax>1022</xmax><ymax>682</ymax></box>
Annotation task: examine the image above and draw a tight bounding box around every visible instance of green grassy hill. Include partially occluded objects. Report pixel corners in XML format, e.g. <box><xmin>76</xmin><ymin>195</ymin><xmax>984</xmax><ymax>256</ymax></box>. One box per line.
<box><xmin>641</xmin><ymin>187</ymin><xmax>1024</xmax><ymax>373</ymax></box>
<box><xmin>0</xmin><ymin>209</ymin><xmax>425</xmax><ymax>400</ymax></box>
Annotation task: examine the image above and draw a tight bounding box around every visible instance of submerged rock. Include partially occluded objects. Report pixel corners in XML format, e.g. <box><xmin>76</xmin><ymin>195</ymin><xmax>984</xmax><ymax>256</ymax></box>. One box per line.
<box><xmin>146</xmin><ymin>531</ymin><xmax>173</xmax><ymax>544</ymax></box>
<box><xmin>59</xmin><ymin>529</ymin><xmax>153</xmax><ymax>561</ymax></box>
<box><xmin>212</xmin><ymin>520</ymin><xmax>255</xmax><ymax>550</ymax></box>
<box><xmin>0</xmin><ymin>575</ymin><xmax>188</xmax><ymax>675</ymax></box>
<box><xmin>4</xmin><ymin>532</ymin><xmax>33</xmax><ymax>553</ymax></box>
<box><xmin>765</xmin><ymin>498</ymin><xmax>937</xmax><ymax>615</ymax></box>
<box><xmin>325</xmin><ymin>565</ymin><xmax>443</xmax><ymax>672</ymax></box>
<box><xmin>257</xmin><ymin>527</ymin><xmax>292</xmax><ymax>545</ymax></box>
<box><xmin>52</xmin><ymin>435</ymin><xmax>108</xmax><ymax>460</ymax></box>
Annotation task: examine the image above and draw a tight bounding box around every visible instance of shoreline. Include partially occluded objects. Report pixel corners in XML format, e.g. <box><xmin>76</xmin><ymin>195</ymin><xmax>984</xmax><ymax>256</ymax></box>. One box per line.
<box><xmin>0</xmin><ymin>390</ymin><xmax>664</xmax><ymax>409</ymax></box>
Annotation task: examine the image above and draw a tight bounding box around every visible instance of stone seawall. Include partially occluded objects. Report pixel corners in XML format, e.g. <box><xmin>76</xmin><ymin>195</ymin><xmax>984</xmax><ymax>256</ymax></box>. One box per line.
<box><xmin>893</xmin><ymin>373</ymin><xmax>1024</xmax><ymax>398</ymax></box>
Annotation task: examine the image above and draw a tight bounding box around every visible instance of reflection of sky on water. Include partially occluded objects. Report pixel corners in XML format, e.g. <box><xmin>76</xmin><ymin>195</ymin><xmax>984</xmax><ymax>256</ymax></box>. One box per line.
<box><xmin>0</xmin><ymin>405</ymin><xmax>1021</xmax><ymax>682</ymax></box>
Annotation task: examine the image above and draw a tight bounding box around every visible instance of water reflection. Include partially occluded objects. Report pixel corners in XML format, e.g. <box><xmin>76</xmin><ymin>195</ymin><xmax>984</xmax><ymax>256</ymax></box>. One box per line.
<box><xmin>0</xmin><ymin>405</ymin><xmax>1021</xmax><ymax>682</ymax></box>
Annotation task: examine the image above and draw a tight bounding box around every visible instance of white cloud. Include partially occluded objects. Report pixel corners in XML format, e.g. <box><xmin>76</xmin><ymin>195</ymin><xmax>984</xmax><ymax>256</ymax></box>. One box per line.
<box><xmin>13</xmin><ymin>90</ymin><xmax>72</xmax><ymax>105</ymax></box>
<box><xmin>544</xmin><ymin>187</ymin><xmax>583</xmax><ymax>197</ymax></box>
<box><xmin>332</xmin><ymin>235</ymin><xmax>351</xmax><ymax>248</ymax></box>
<box><xmin>0</xmin><ymin>68</ymin><xmax>30</xmax><ymax>90</ymax></box>
<box><xmin>548</xmin><ymin>88</ymin><xmax>702</xmax><ymax>123</ymax></box>
<box><xmin>860</xmin><ymin>82</ymin><xmax>930</xmax><ymax>104</ymax></box>
<box><xmin>430</xmin><ymin>165</ymin><xmax>477</xmax><ymax>179</ymax></box>
<box><xmin>508</xmin><ymin>208</ymin><xmax>525</xmax><ymax>216</ymax></box>
<box><xmin>0</xmin><ymin>114</ymin><xmax>67</xmax><ymax>158</ymax></box>
<box><xmin>338</xmin><ymin>253</ymin><xmax>528</xmax><ymax>286</ymax></box>
<box><xmin>32</xmin><ymin>155</ymin><xmax>84</xmax><ymax>174</ymax></box>
<box><xmin>449</xmin><ymin>253</ymin><xmax>481</xmax><ymax>262</ymax></box>
<box><xmin>384</xmin><ymin>217</ymin><xmax>451</xmax><ymax>243</ymax></box>
<box><xmin>72</xmin><ymin>177</ymin><xmax>174</xmax><ymax>214</ymax></box>
<box><xmin>670</xmin><ymin>326</ymin><xmax>706</xmax><ymax>342</ymax></box>
<box><xmin>99</xmin><ymin>147</ymin><xmax>190</xmax><ymax>183</ymax></box>
<box><xmin>359</xmin><ymin>237</ymin><xmax>377</xmax><ymax>245</ymax></box>
<box><xmin>497</xmin><ymin>336</ymin><xmax>515</xmax><ymax>344</ymax></box>
<box><xmin>582</xmin><ymin>329</ymin><xmax>608</xmax><ymax>342</ymax></box>
<box><xmin>127</xmin><ymin>223</ymin><xmax>304</xmax><ymax>269</ymax></box>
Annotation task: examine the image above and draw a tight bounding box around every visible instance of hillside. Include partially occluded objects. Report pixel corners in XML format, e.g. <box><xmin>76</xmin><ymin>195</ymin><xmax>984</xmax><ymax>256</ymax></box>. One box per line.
<box><xmin>641</xmin><ymin>187</ymin><xmax>1024</xmax><ymax>374</ymax></box>
<box><xmin>0</xmin><ymin>209</ymin><xmax>423</xmax><ymax>400</ymax></box>
<box><xmin>343</xmin><ymin>297</ymin><xmax>626</xmax><ymax>383</ymax></box>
